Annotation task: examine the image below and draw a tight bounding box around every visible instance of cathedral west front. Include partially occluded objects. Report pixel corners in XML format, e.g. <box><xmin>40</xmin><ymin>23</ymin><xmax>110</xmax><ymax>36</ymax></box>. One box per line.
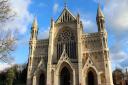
<box><xmin>27</xmin><ymin>4</ymin><xmax>113</xmax><ymax>85</ymax></box>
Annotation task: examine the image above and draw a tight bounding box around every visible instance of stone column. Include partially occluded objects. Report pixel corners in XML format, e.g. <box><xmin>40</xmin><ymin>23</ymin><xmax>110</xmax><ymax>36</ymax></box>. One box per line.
<box><xmin>54</xmin><ymin>73</ymin><xmax>58</xmax><ymax>85</ymax></box>
<box><xmin>73</xmin><ymin>70</ymin><xmax>76</xmax><ymax>85</ymax></box>
<box><xmin>33</xmin><ymin>75</ymin><xmax>39</xmax><ymax>85</ymax></box>
<box><xmin>27</xmin><ymin>77</ymin><xmax>32</xmax><ymax>85</ymax></box>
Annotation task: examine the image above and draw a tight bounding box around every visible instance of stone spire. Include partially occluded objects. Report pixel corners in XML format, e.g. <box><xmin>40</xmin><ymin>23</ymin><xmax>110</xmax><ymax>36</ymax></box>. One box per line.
<box><xmin>32</xmin><ymin>17</ymin><xmax>38</xmax><ymax>30</ymax></box>
<box><xmin>30</xmin><ymin>17</ymin><xmax>38</xmax><ymax>40</ymax></box>
<box><xmin>96</xmin><ymin>4</ymin><xmax>105</xmax><ymax>32</ymax></box>
<box><xmin>97</xmin><ymin>4</ymin><xmax>104</xmax><ymax>18</ymax></box>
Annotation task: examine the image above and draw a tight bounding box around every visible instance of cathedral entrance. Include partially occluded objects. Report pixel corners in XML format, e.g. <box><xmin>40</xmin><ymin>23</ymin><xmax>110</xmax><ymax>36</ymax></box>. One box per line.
<box><xmin>60</xmin><ymin>67</ymin><xmax>71</xmax><ymax>85</ymax></box>
<box><xmin>87</xmin><ymin>71</ymin><xmax>95</xmax><ymax>85</ymax></box>
<box><xmin>39</xmin><ymin>73</ymin><xmax>45</xmax><ymax>85</ymax></box>
<box><xmin>86</xmin><ymin>70</ymin><xmax>97</xmax><ymax>85</ymax></box>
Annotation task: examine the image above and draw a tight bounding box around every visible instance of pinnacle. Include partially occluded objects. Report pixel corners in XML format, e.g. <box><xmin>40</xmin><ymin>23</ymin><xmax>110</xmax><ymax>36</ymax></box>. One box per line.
<box><xmin>32</xmin><ymin>17</ymin><xmax>38</xmax><ymax>29</ymax></box>
<box><xmin>64</xmin><ymin>0</ymin><xmax>67</xmax><ymax>8</ymax></box>
<box><xmin>97</xmin><ymin>4</ymin><xmax>104</xmax><ymax>18</ymax></box>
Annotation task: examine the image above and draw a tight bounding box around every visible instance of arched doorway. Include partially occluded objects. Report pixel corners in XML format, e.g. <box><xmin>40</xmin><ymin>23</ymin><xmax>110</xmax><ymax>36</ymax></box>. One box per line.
<box><xmin>60</xmin><ymin>67</ymin><xmax>71</xmax><ymax>85</ymax></box>
<box><xmin>39</xmin><ymin>73</ymin><xmax>45</xmax><ymax>85</ymax></box>
<box><xmin>86</xmin><ymin>69</ymin><xmax>98</xmax><ymax>85</ymax></box>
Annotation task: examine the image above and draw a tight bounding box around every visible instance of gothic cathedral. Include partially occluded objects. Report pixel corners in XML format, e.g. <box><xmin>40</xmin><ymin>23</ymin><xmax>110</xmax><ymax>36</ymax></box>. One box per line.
<box><xmin>27</xmin><ymin>4</ymin><xmax>113</xmax><ymax>85</ymax></box>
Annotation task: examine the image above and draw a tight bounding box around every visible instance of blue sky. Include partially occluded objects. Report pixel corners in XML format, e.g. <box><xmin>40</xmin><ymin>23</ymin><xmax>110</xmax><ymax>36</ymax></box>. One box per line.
<box><xmin>13</xmin><ymin>0</ymin><xmax>100</xmax><ymax>64</ymax></box>
<box><xmin>1</xmin><ymin>0</ymin><xmax>128</xmax><ymax>71</ymax></box>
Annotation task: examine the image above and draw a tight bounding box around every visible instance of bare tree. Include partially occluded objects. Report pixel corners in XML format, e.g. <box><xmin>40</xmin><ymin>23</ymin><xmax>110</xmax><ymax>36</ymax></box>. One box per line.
<box><xmin>0</xmin><ymin>31</ymin><xmax>16</xmax><ymax>63</ymax></box>
<box><xmin>0</xmin><ymin>0</ymin><xmax>14</xmax><ymax>22</ymax></box>
<box><xmin>0</xmin><ymin>0</ymin><xmax>16</xmax><ymax>63</ymax></box>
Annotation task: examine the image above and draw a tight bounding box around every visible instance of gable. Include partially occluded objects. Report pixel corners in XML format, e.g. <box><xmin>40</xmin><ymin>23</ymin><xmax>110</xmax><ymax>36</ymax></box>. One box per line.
<box><xmin>56</xmin><ymin>8</ymin><xmax>76</xmax><ymax>23</ymax></box>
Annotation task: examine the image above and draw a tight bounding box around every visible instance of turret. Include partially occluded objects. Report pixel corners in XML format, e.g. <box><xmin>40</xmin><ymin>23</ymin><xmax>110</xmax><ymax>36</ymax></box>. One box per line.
<box><xmin>27</xmin><ymin>17</ymin><xmax>38</xmax><ymax>85</ymax></box>
<box><xmin>29</xmin><ymin>17</ymin><xmax>38</xmax><ymax>66</ymax></box>
<box><xmin>30</xmin><ymin>17</ymin><xmax>38</xmax><ymax>41</ymax></box>
<box><xmin>96</xmin><ymin>4</ymin><xmax>105</xmax><ymax>32</ymax></box>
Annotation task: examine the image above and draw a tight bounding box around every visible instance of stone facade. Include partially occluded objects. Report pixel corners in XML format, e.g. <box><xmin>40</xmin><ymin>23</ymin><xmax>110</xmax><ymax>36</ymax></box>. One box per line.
<box><xmin>27</xmin><ymin>4</ymin><xmax>113</xmax><ymax>85</ymax></box>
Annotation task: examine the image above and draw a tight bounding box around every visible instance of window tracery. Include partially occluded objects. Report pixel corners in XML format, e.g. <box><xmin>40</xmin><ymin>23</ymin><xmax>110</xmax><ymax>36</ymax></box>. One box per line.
<box><xmin>57</xmin><ymin>29</ymin><xmax>75</xmax><ymax>42</ymax></box>
<box><xmin>56</xmin><ymin>28</ymin><xmax>77</xmax><ymax>60</ymax></box>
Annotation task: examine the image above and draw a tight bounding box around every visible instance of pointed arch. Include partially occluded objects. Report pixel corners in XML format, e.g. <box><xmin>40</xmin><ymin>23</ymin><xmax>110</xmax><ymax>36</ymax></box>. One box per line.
<box><xmin>59</xmin><ymin>62</ymin><xmax>73</xmax><ymax>85</ymax></box>
<box><xmin>55</xmin><ymin>59</ymin><xmax>76</xmax><ymax>85</ymax></box>
<box><xmin>39</xmin><ymin>72</ymin><xmax>46</xmax><ymax>85</ymax></box>
<box><xmin>86</xmin><ymin>68</ymin><xmax>98</xmax><ymax>85</ymax></box>
<box><xmin>33</xmin><ymin>63</ymin><xmax>46</xmax><ymax>85</ymax></box>
<box><xmin>33</xmin><ymin>69</ymin><xmax>46</xmax><ymax>85</ymax></box>
<box><xmin>58</xmin><ymin>62</ymin><xmax>73</xmax><ymax>74</ymax></box>
<box><xmin>60</xmin><ymin>67</ymin><xmax>71</xmax><ymax>85</ymax></box>
<box><xmin>82</xmin><ymin>56</ymin><xmax>101</xmax><ymax>85</ymax></box>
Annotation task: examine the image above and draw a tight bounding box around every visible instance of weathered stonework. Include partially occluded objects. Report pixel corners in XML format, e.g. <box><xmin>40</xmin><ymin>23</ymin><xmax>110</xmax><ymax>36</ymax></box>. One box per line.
<box><xmin>27</xmin><ymin>5</ymin><xmax>113</xmax><ymax>85</ymax></box>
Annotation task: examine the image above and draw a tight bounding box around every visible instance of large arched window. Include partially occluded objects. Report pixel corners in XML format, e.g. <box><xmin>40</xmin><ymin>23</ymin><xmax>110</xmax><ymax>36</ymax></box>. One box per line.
<box><xmin>56</xmin><ymin>27</ymin><xmax>77</xmax><ymax>60</ymax></box>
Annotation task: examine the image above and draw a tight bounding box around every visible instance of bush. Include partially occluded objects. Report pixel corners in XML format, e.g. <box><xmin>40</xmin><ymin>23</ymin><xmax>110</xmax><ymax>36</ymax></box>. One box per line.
<box><xmin>6</xmin><ymin>68</ymin><xmax>15</xmax><ymax>85</ymax></box>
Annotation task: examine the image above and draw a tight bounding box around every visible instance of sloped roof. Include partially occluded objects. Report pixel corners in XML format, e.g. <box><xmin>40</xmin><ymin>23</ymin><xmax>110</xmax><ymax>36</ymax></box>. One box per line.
<box><xmin>56</xmin><ymin>7</ymin><xmax>76</xmax><ymax>23</ymax></box>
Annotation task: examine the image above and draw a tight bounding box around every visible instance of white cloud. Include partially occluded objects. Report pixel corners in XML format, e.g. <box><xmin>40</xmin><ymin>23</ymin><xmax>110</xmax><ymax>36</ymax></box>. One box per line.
<box><xmin>109</xmin><ymin>37</ymin><xmax>128</xmax><ymax>69</ymax></box>
<box><xmin>38</xmin><ymin>27</ymin><xmax>50</xmax><ymax>39</ymax></box>
<box><xmin>0</xmin><ymin>63</ymin><xmax>11</xmax><ymax>71</ymax></box>
<box><xmin>53</xmin><ymin>3</ymin><xmax>59</xmax><ymax>14</ymax></box>
<box><xmin>0</xmin><ymin>0</ymin><xmax>33</xmax><ymax>71</ymax></box>
<box><xmin>80</xmin><ymin>13</ymin><xmax>97</xmax><ymax>33</ymax></box>
<box><xmin>81</xmin><ymin>18</ymin><xmax>97</xmax><ymax>33</ymax></box>
<box><xmin>0</xmin><ymin>62</ymin><xmax>17</xmax><ymax>72</ymax></box>
<box><xmin>80</xmin><ymin>0</ymin><xmax>128</xmax><ymax>70</ymax></box>
<box><xmin>101</xmin><ymin>0</ymin><xmax>128</xmax><ymax>69</ymax></box>
<box><xmin>110</xmin><ymin>51</ymin><xmax>128</xmax><ymax>69</ymax></box>
<box><xmin>0</xmin><ymin>0</ymin><xmax>33</xmax><ymax>34</ymax></box>
<box><xmin>104</xmin><ymin>0</ymin><xmax>128</xmax><ymax>31</ymax></box>
<box><xmin>110</xmin><ymin>51</ymin><xmax>127</xmax><ymax>62</ymax></box>
<box><xmin>38</xmin><ymin>3</ymin><xmax>47</xmax><ymax>7</ymax></box>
